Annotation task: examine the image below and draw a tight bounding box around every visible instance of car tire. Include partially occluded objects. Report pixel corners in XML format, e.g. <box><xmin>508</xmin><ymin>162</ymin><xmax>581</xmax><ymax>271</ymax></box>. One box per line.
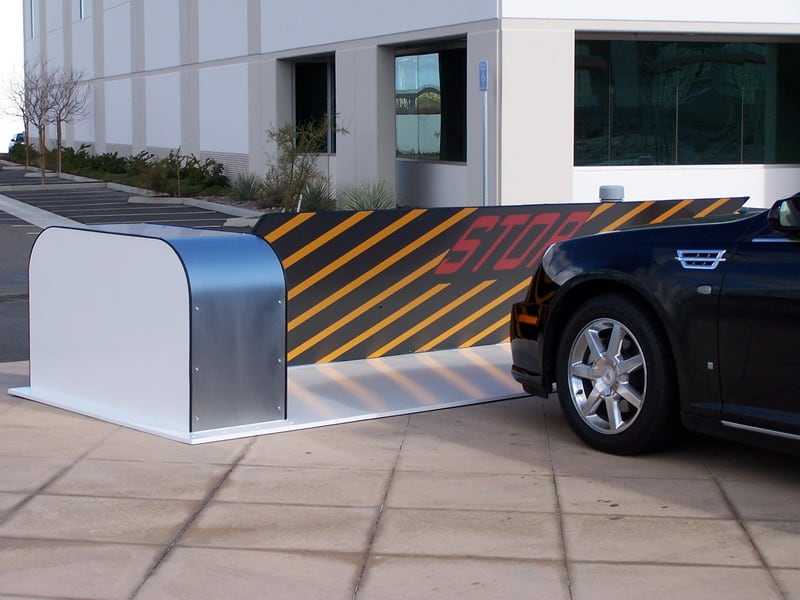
<box><xmin>555</xmin><ymin>293</ymin><xmax>677</xmax><ymax>455</ymax></box>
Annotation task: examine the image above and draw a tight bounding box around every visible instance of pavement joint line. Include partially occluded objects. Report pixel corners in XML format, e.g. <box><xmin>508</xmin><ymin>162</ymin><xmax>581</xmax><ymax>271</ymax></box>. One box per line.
<box><xmin>703</xmin><ymin>458</ymin><xmax>788</xmax><ymax>599</ymax></box>
<box><xmin>545</xmin><ymin>400</ymin><xmax>575</xmax><ymax>600</ymax></box>
<box><xmin>128</xmin><ymin>436</ymin><xmax>258</xmax><ymax>600</ymax></box>
<box><xmin>0</xmin><ymin>193</ymin><xmax>81</xmax><ymax>228</ymax></box>
<box><xmin>351</xmin><ymin>414</ymin><xmax>411</xmax><ymax>600</ymax></box>
<box><xmin>0</xmin><ymin>425</ymin><xmax>120</xmax><ymax>526</ymax></box>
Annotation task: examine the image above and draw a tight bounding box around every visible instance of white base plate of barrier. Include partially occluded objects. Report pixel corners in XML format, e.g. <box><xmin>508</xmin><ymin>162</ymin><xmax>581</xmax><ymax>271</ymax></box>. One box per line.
<box><xmin>11</xmin><ymin>344</ymin><xmax>526</xmax><ymax>444</ymax></box>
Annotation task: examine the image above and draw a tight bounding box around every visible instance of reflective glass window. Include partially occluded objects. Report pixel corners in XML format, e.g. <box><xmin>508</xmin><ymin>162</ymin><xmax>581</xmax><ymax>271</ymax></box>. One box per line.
<box><xmin>395</xmin><ymin>48</ymin><xmax>466</xmax><ymax>162</ymax></box>
<box><xmin>575</xmin><ymin>39</ymin><xmax>800</xmax><ymax>166</ymax></box>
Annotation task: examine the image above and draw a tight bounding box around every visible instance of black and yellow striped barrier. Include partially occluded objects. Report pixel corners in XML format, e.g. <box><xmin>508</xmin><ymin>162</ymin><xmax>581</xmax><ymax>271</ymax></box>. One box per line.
<box><xmin>252</xmin><ymin>197</ymin><xmax>746</xmax><ymax>365</ymax></box>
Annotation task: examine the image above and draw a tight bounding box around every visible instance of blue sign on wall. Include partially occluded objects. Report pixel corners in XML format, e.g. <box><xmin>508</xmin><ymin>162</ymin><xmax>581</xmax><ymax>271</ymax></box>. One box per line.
<box><xmin>479</xmin><ymin>60</ymin><xmax>488</xmax><ymax>92</ymax></box>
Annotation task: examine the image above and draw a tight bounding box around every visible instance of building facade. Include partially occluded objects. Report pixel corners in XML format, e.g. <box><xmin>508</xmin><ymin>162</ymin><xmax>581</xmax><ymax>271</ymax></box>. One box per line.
<box><xmin>24</xmin><ymin>0</ymin><xmax>800</xmax><ymax>208</ymax></box>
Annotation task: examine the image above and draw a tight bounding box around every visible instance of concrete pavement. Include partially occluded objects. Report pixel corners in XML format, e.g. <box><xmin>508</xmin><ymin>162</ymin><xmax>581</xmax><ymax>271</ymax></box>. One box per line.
<box><xmin>2</xmin><ymin>361</ymin><xmax>800</xmax><ymax>599</ymax></box>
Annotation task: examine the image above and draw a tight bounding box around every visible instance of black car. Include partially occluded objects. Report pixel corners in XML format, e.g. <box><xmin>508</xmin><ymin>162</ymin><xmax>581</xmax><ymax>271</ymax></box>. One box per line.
<box><xmin>8</xmin><ymin>132</ymin><xmax>24</xmax><ymax>153</ymax></box>
<box><xmin>510</xmin><ymin>193</ymin><xmax>800</xmax><ymax>455</ymax></box>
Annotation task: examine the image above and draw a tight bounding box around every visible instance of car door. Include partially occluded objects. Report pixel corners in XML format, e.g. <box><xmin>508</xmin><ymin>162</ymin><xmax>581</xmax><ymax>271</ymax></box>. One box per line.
<box><xmin>718</xmin><ymin>214</ymin><xmax>800</xmax><ymax>436</ymax></box>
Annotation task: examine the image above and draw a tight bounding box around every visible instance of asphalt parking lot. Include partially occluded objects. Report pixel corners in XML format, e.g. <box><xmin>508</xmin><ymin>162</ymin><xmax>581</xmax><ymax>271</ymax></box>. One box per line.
<box><xmin>0</xmin><ymin>164</ymin><xmax>257</xmax><ymax>361</ymax></box>
<box><xmin>2</xmin><ymin>165</ymin><xmax>800</xmax><ymax>599</ymax></box>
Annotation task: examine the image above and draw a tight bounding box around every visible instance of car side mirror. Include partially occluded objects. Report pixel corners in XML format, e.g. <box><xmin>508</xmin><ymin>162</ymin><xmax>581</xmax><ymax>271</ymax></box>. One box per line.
<box><xmin>768</xmin><ymin>194</ymin><xmax>800</xmax><ymax>235</ymax></box>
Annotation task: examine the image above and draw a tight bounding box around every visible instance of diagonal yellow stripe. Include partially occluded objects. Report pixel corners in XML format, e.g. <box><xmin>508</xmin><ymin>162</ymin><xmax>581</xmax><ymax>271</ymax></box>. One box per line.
<box><xmin>288</xmin><ymin>209</ymin><xmax>424</xmax><ymax>300</ymax></box>
<box><xmin>694</xmin><ymin>198</ymin><xmax>730</xmax><ymax>218</ymax></box>
<box><xmin>601</xmin><ymin>201</ymin><xmax>654</xmax><ymax>232</ymax></box>
<box><xmin>289</xmin><ymin>207</ymin><xmax>477</xmax><ymax>330</ymax></box>
<box><xmin>317</xmin><ymin>283</ymin><xmax>450</xmax><ymax>363</ymax></box>
<box><xmin>287</xmin><ymin>252</ymin><xmax>447</xmax><ymax>362</ymax></box>
<box><xmin>418</xmin><ymin>278</ymin><xmax>531</xmax><ymax>351</ymax></box>
<box><xmin>263</xmin><ymin>212</ymin><xmax>315</xmax><ymax>244</ymax></box>
<box><xmin>587</xmin><ymin>202</ymin><xmax>616</xmax><ymax>221</ymax></box>
<box><xmin>283</xmin><ymin>211</ymin><xmax>372</xmax><ymax>268</ymax></box>
<box><xmin>367</xmin><ymin>279</ymin><xmax>496</xmax><ymax>358</ymax></box>
<box><xmin>650</xmin><ymin>199</ymin><xmax>693</xmax><ymax>224</ymax></box>
<box><xmin>460</xmin><ymin>314</ymin><xmax>512</xmax><ymax>348</ymax></box>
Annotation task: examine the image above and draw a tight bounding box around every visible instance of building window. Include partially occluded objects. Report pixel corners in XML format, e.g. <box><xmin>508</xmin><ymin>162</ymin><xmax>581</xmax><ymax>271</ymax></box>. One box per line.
<box><xmin>395</xmin><ymin>47</ymin><xmax>466</xmax><ymax>162</ymax></box>
<box><xmin>294</xmin><ymin>57</ymin><xmax>336</xmax><ymax>153</ymax></box>
<box><xmin>30</xmin><ymin>0</ymin><xmax>36</xmax><ymax>37</ymax></box>
<box><xmin>575</xmin><ymin>38</ymin><xmax>800</xmax><ymax>166</ymax></box>
<box><xmin>79</xmin><ymin>0</ymin><xmax>85</xmax><ymax>19</ymax></box>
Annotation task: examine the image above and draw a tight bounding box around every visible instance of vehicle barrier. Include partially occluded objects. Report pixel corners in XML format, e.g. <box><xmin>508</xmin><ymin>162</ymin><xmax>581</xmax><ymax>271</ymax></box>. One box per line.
<box><xmin>252</xmin><ymin>196</ymin><xmax>747</xmax><ymax>365</ymax></box>
<box><xmin>11</xmin><ymin>197</ymin><xmax>746</xmax><ymax>442</ymax></box>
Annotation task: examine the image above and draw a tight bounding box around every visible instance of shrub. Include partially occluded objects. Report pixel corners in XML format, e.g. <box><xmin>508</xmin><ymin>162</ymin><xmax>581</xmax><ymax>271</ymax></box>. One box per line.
<box><xmin>299</xmin><ymin>179</ymin><xmax>336</xmax><ymax>212</ymax></box>
<box><xmin>229</xmin><ymin>172</ymin><xmax>264</xmax><ymax>204</ymax></box>
<box><xmin>340</xmin><ymin>181</ymin><xmax>396</xmax><ymax>210</ymax></box>
<box><xmin>263</xmin><ymin>117</ymin><xmax>347</xmax><ymax>211</ymax></box>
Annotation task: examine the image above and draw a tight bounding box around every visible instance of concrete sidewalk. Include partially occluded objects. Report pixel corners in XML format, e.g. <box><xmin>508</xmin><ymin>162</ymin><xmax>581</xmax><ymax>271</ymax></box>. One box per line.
<box><xmin>1</xmin><ymin>360</ymin><xmax>800</xmax><ymax>599</ymax></box>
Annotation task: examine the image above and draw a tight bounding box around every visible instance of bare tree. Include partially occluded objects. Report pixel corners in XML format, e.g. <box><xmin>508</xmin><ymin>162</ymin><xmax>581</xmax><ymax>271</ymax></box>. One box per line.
<box><xmin>48</xmin><ymin>68</ymin><xmax>89</xmax><ymax>175</ymax></box>
<box><xmin>23</xmin><ymin>59</ymin><xmax>57</xmax><ymax>184</ymax></box>
<box><xmin>4</xmin><ymin>71</ymin><xmax>33</xmax><ymax>167</ymax></box>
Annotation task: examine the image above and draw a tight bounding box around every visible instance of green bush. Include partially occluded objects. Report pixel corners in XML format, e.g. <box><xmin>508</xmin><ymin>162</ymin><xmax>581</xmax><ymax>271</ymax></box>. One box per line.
<box><xmin>229</xmin><ymin>172</ymin><xmax>264</xmax><ymax>204</ymax></box>
<box><xmin>14</xmin><ymin>145</ymin><xmax>231</xmax><ymax>196</ymax></box>
<box><xmin>340</xmin><ymin>181</ymin><xmax>396</xmax><ymax>210</ymax></box>
<box><xmin>299</xmin><ymin>179</ymin><xmax>336</xmax><ymax>212</ymax></box>
<box><xmin>8</xmin><ymin>142</ymin><xmax>31</xmax><ymax>164</ymax></box>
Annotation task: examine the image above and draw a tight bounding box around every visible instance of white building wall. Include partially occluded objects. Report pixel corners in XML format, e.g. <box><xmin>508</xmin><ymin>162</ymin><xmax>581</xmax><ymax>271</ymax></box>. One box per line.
<box><xmin>72</xmin><ymin>15</ymin><xmax>93</xmax><ymax>74</ymax></box>
<box><xmin>104</xmin><ymin>78</ymin><xmax>132</xmax><ymax>145</ymax></box>
<box><xmin>500</xmin><ymin>0</ymin><xmax>800</xmax><ymax>25</ymax></box>
<box><xmin>335</xmin><ymin>46</ymin><xmax>396</xmax><ymax>195</ymax></box>
<box><xmin>143</xmin><ymin>0</ymin><xmax>179</xmax><ymax>70</ymax></box>
<box><xmin>260</xmin><ymin>0</ymin><xmax>497</xmax><ymax>53</ymax></box>
<box><xmin>145</xmin><ymin>72</ymin><xmax>180</xmax><ymax>150</ymax></box>
<box><xmin>73</xmin><ymin>88</ymin><xmax>96</xmax><ymax>144</ymax></box>
<box><xmin>499</xmin><ymin>23</ymin><xmax>575</xmax><ymax>205</ymax></box>
<box><xmin>103</xmin><ymin>1</ymin><xmax>130</xmax><ymax>77</ymax></box>
<box><xmin>198</xmin><ymin>64</ymin><xmax>249</xmax><ymax>154</ymax></box>
<box><xmin>46</xmin><ymin>27</ymin><xmax>64</xmax><ymax>70</ymax></box>
<box><xmin>198</xmin><ymin>0</ymin><xmax>247</xmax><ymax>62</ymax></box>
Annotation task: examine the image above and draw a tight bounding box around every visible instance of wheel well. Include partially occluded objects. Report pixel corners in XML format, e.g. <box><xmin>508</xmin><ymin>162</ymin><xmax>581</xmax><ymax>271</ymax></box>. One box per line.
<box><xmin>543</xmin><ymin>280</ymin><xmax>678</xmax><ymax>388</ymax></box>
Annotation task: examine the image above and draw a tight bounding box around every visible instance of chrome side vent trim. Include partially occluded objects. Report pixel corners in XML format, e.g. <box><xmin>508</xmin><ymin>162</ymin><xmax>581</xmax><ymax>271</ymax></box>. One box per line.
<box><xmin>675</xmin><ymin>249</ymin><xmax>727</xmax><ymax>270</ymax></box>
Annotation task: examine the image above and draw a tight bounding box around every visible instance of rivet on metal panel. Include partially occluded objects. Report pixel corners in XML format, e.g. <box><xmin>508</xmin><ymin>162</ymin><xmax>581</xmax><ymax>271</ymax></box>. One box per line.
<box><xmin>194</xmin><ymin>367</ymin><xmax>199</xmax><ymax>372</ymax></box>
<box><xmin>194</xmin><ymin>306</ymin><xmax>199</xmax><ymax>311</ymax></box>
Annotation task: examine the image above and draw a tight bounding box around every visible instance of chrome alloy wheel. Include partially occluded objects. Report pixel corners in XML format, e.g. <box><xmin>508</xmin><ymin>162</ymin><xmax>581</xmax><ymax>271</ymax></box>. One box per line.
<box><xmin>566</xmin><ymin>317</ymin><xmax>646</xmax><ymax>435</ymax></box>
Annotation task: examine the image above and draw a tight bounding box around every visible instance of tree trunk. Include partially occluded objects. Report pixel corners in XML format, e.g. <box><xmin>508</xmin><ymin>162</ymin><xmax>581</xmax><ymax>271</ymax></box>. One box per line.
<box><xmin>56</xmin><ymin>119</ymin><xmax>63</xmax><ymax>175</ymax></box>
<box><xmin>38</xmin><ymin>125</ymin><xmax>47</xmax><ymax>185</ymax></box>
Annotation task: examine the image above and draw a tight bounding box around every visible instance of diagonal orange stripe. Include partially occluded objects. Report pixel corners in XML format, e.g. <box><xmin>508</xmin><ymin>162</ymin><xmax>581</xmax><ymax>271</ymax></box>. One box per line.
<box><xmin>418</xmin><ymin>278</ymin><xmax>531</xmax><ymax>351</ymax></box>
<box><xmin>587</xmin><ymin>202</ymin><xmax>616</xmax><ymax>221</ymax></box>
<box><xmin>288</xmin><ymin>209</ymin><xmax>424</xmax><ymax>300</ymax></box>
<box><xmin>289</xmin><ymin>207</ymin><xmax>477</xmax><ymax>330</ymax></box>
<box><xmin>460</xmin><ymin>314</ymin><xmax>512</xmax><ymax>348</ymax></box>
<box><xmin>694</xmin><ymin>198</ymin><xmax>730</xmax><ymax>218</ymax></box>
<box><xmin>263</xmin><ymin>212</ymin><xmax>315</xmax><ymax>243</ymax></box>
<box><xmin>650</xmin><ymin>199</ymin><xmax>693</xmax><ymax>224</ymax></box>
<box><xmin>287</xmin><ymin>252</ymin><xmax>447</xmax><ymax>362</ymax></box>
<box><xmin>317</xmin><ymin>283</ymin><xmax>450</xmax><ymax>363</ymax></box>
<box><xmin>367</xmin><ymin>279</ymin><xmax>496</xmax><ymax>358</ymax></box>
<box><xmin>283</xmin><ymin>211</ymin><xmax>372</xmax><ymax>268</ymax></box>
<box><xmin>601</xmin><ymin>201</ymin><xmax>654</xmax><ymax>232</ymax></box>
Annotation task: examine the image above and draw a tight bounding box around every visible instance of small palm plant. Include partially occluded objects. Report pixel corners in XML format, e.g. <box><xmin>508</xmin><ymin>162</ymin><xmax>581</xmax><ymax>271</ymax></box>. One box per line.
<box><xmin>229</xmin><ymin>172</ymin><xmax>264</xmax><ymax>204</ymax></box>
<box><xmin>340</xmin><ymin>181</ymin><xmax>396</xmax><ymax>210</ymax></box>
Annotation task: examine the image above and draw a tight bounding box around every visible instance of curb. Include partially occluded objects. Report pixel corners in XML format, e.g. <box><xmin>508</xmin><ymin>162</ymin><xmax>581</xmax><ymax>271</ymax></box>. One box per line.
<box><xmin>128</xmin><ymin>195</ymin><xmax>264</xmax><ymax>218</ymax></box>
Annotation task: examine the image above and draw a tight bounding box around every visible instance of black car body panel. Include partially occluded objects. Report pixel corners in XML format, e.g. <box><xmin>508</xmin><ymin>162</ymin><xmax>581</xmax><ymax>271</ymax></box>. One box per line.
<box><xmin>510</xmin><ymin>197</ymin><xmax>800</xmax><ymax>453</ymax></box>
